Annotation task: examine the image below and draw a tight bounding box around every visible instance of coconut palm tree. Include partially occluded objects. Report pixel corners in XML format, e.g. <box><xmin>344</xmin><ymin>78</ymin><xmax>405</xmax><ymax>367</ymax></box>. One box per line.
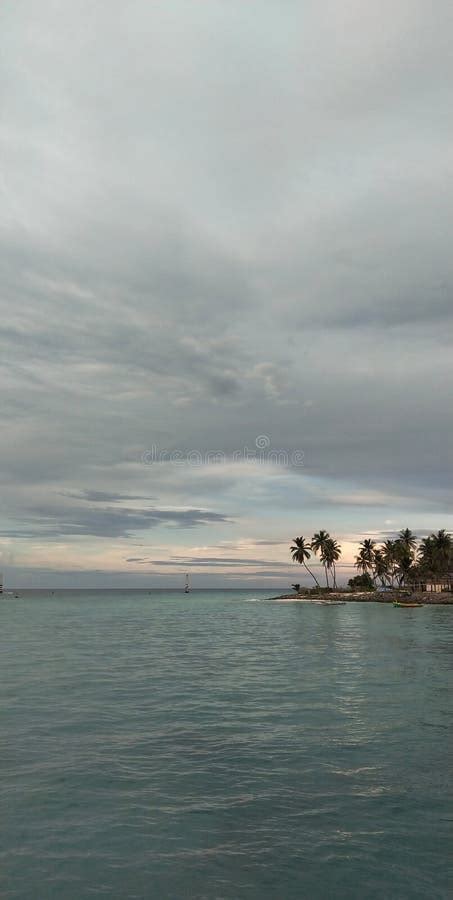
<box><xmin>381</xmin><ymin>539</ymin><xmax>399</xmax><ymax>587</ymax></box>
<box><xmin>416</xmin><ymin>530</ymin><xmax>452</xmax><ymax>586</ymax></box>
<box><xmin>311</xmin><ymin>530</ymin><xmax>331</xmax><ymax>588</ymax></box>
<box><xmin>373</xmin><ymin>547</ymin><xmax>389</xmax><ymax>587</ymax></box>
<box><xmin>322</xmin><ymin>538</ymin><xmax>342</xmax><ymax>589</ymax></box>
<box><xmin>290</xmin><ymin>537</ymin><xmax>321</xmax><ymax>588</ymax></box>
<box><xmin>398</xmin><ymin>528</ymin><xmax>418</xmax><ymax>554</ymax></box>
<box><xmin>395</xmin><ymin>550</ymin><xmax>415</xmax><ymax>586</ymax></box>
<box><xmin>418</xmin><ymin>535</ymin><xmax>435</xmax><ymax>572</ymax></box>
<box><xmin>355</xmin><ymin>539</ymin><xmax>376</xmax><ymax>578</ymax></box>
<box><xmin>431</xmin><ymin>529</ymin><xmax>452</xmax><ymax>575</ymax></box>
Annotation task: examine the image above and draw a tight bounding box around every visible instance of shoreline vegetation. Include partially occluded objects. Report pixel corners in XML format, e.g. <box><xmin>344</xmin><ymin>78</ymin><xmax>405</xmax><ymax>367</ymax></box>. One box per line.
<box><xmin>288</xmin><ymin>528</ymin><xmax>453</xmax><ymax>604</ymax></box>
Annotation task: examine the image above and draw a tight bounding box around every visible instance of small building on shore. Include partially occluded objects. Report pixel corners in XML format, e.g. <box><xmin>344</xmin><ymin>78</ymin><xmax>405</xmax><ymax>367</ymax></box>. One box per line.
<box><xmin>412</xmin><ymin>576</ymin><xmax>452</xmax><ymax>593</ymax></box>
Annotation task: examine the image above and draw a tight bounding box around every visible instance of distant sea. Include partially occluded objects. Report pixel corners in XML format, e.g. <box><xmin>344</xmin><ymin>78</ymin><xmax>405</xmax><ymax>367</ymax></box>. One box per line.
<box><xmin>1</xmin><ymin>589</ymin><xmax>452</xmax><ymax>899</ymax></box>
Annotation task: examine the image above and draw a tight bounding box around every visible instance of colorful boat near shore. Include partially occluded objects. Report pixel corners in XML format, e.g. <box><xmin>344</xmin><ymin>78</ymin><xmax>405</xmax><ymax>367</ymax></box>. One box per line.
<box><xmin>393</xmin><ymin>601</ymin><xmax>424</xmax><ymax>608</ymax></box>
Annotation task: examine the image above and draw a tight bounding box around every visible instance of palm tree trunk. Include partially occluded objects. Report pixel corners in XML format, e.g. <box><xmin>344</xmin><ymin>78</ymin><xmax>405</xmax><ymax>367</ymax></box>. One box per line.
<box><xmin>304</xmin><ymin>561</ymin><xmax>321</xmax><ymax>588</ymax></box>
<box><xmin>324</xmin><ymin>564</ymin><xmax>329</xmax><ymax>588</ymax></box>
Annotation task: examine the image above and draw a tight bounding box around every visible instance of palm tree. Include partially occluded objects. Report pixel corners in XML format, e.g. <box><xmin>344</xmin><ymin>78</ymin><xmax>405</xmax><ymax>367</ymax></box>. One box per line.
<box><xmin>311</xmin><ymin>530</ymin><xmax>331</xmax><ymax>588</ymax></box>
<box><xmin>396</xmin><ymin>550</ymin><xmax>415</xmax><ymax>586</ymax></box>
<box><xmin>322</xmin><ymin>538</ymin><xmax>342</xmax><ymax>589</ymax></box>
<box><xmin>373</xmin><ymin>547</ymin><xmax>389</xmax><ymax>587</ymax></box>
<box><xmin>290</xmin><ymin>537</ymin><xmax>321</xmax><ymax>588</ymax></box>
<box><xmin>398</xmin><ymin>528</ymin><xmax>418</xmax><ymax>553</ymax></box>
<box><xmin>381</xmin><ymin>539</ymin><xmax>399</xmax><ymax>587</ymax></box>
<box><xmin>392</xmin><ymin>528</ymin><xmax>418</xmax><ymax>583</ymax></box>
<box><xmin>355</xmin><ymin>539</ymin><xmax>376</xmax><ymax>578</ymax></box>
<box><xmin>331</xmin><ymin>539</ymin><xmax>342</xmax><ymax>590</ymax></box>
<box><xmin>431</xmin><ymin>529</ymin><xmax>452</xmax><ymax>575</ymax></box>
<box><xmin>416</xmin><ymin>530</ymin><xmax>453</xmax><ymax>586</ymax></box>
<box><xmin>418</xmin><ymin>536</ymin><xmax>435</xmax><ymax>573</ymax></box>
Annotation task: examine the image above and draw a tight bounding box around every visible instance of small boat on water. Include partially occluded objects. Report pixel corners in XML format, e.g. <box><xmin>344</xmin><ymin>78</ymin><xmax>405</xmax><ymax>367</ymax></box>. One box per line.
<box><xmin>184</xmin><ymin>573</ymin><xmax>190</xmax><ymax>594</ymax></box>
<box><xmin>1</xmin><ymin>574</ymin><xmax>18</xmax><ymax>598</ymax></box>
<box><xmin>393</xmin><ymin>601</ymin><xmax>423</xmax><ymax>608</ymax></box>
<box><xmin>320</xmin><ymin>600</ymin><xmax>346</xmax><ymax>606</ymax></box>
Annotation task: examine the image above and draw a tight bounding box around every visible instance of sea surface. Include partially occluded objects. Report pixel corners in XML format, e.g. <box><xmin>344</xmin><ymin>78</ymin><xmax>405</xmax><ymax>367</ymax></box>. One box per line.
<box><xmin>1</xmin><ymin>589</ymin><xmax>452</xmax><ymax>899</ymax></box>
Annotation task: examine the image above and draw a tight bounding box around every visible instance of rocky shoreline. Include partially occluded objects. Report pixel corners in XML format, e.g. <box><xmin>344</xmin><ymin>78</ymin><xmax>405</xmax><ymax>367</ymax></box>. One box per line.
<box><xmin>267</xmin><ymin>591</ymin><xmax>453</xmax><ymax>604</ymax></box>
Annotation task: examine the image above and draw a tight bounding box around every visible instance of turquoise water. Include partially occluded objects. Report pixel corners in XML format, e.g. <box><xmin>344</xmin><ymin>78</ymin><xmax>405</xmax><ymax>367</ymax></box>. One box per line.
<box><xmin>1</xmin><ymin>590</ymin><xmax>452</xmax><ymax>899</ymax></box>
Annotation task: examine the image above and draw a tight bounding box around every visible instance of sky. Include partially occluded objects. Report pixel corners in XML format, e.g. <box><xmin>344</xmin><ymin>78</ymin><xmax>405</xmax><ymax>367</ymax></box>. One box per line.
<box><xmin>1</xmin><ymin>0</ymin><xmax>452</xmax><ymax>588</ymax></box>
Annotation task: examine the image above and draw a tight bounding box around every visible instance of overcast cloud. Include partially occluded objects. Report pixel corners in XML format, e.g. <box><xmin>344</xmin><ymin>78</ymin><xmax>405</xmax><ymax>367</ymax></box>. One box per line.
<box><xmin>1</xmin><ymin>1</ymin><xmax>452</xmax><ymax>587</ymax></box>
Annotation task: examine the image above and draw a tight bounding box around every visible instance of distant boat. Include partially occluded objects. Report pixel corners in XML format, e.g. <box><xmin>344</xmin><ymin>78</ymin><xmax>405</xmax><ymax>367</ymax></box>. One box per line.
<box><xmin>184</xmin><ymin>573</ymin><xmax>190</xmax><ymax>594</ymax></box>
<box><xmin>0</xmin><ymin>573</ymin><xmax>15</xmax><ymax>597</ymax></box>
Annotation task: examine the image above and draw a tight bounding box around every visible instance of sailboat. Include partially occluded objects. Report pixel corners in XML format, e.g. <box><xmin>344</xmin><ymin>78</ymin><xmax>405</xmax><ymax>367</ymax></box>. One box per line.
<box><xmin>184</xmin><ymin>573</ymin><xmax>190</xmax><ymax>594</ymax></box>
<box><xmin>0</xmin><ymin>573</ymin><xmax>18</xmax><ymax>598</ymax></box>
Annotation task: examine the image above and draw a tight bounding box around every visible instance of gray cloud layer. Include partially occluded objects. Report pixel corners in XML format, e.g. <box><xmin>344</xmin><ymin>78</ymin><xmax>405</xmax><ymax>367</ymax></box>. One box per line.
<box><xmin>1</xmin><ymin>1</ymin><xmax>452</xmax><ymax>582</ymax></box>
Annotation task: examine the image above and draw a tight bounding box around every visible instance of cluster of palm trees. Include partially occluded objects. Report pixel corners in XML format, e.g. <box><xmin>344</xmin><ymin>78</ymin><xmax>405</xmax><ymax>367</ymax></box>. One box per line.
<box><xmin>355</xmin><ymin>528</ymin><xmax>453</xmax><ymax>588</ymax></box>
<box><xmin>291</xmin><ymin>531</ymin><xmax>341</xmax><ymax>589</ymax></box>
<box><xmin>291</xmin><ymin>528</ymin><xmax>453</xmax><ymax>591</ymax></box>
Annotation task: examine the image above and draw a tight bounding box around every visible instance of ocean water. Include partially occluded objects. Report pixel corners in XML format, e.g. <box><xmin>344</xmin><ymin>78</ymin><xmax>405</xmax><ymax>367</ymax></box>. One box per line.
<box><xmin>1</xmin><ymin>590</ymin><xmax>452</xmax><ymax>900</ymax></box>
